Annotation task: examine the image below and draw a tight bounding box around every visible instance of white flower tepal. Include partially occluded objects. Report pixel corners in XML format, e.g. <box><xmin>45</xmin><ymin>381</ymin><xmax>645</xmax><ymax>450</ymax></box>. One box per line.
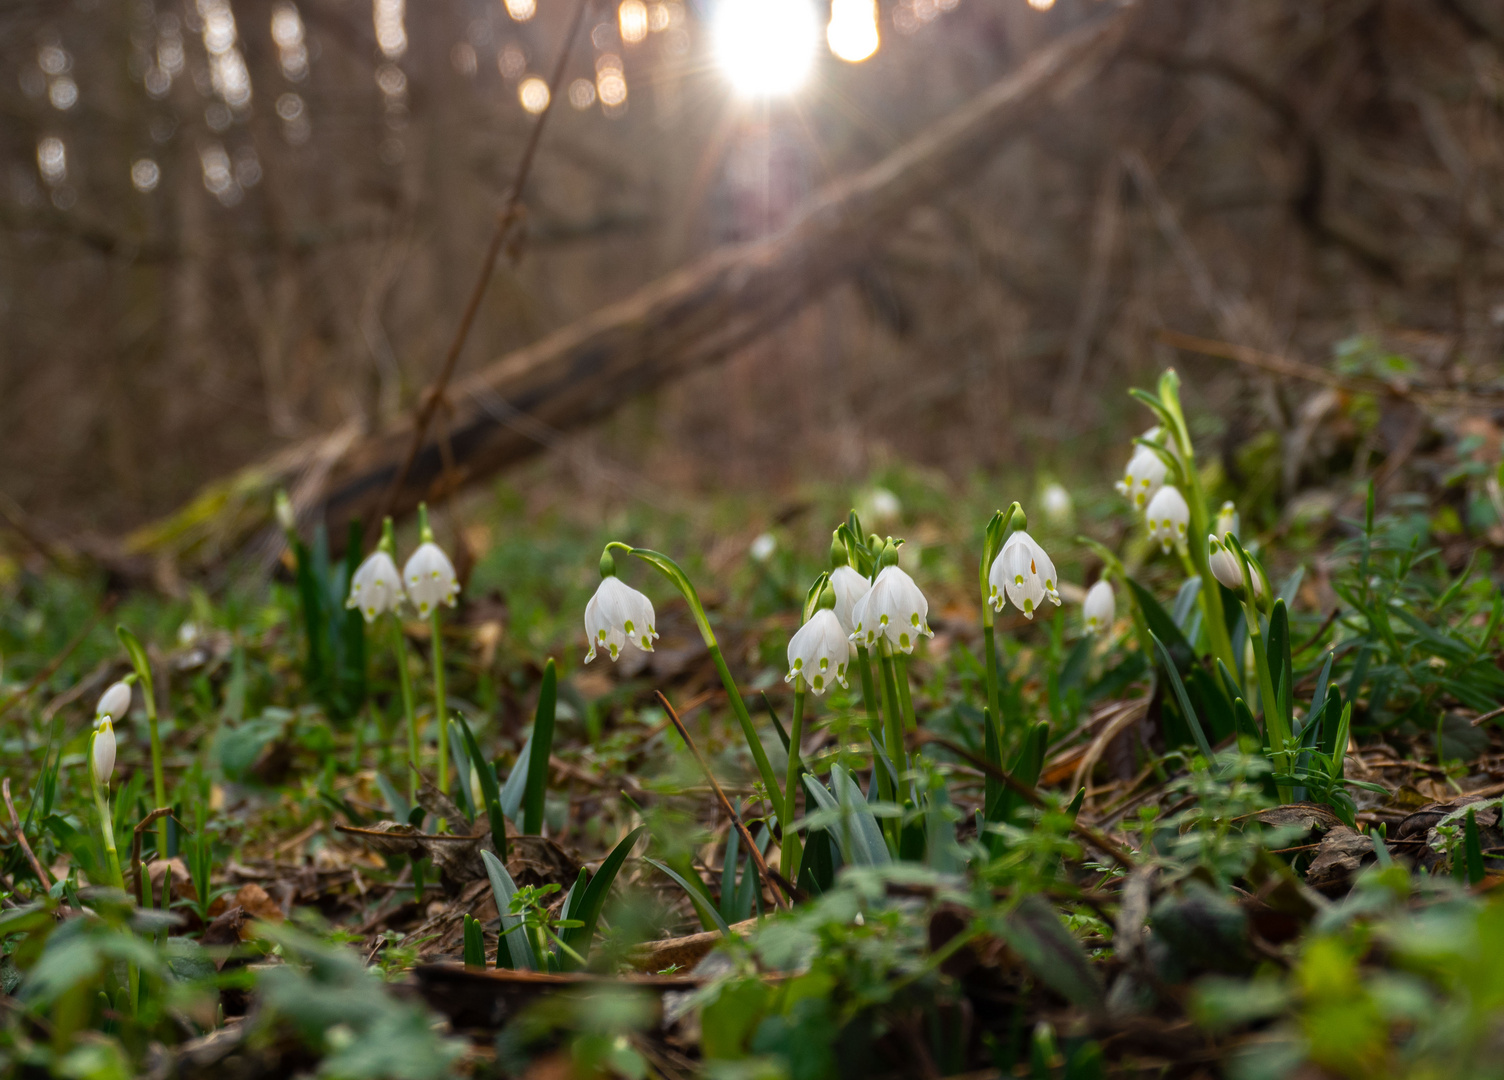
<box><xmin>988</xmin><ymin>530</ymin><xmax>1061</xmax><ymax>619</ymax></box>
<box><xmin>92</xmin><ymin>718</ymin><xmax>116</xmax><ymax>787</ymax></box>
<box><xmin>96</xmin><ymin>680</ymin><xmax>132</xmax><ymax>723</ymax></box>
<box><xmin>785</xmin><ymin>608</ymin><xmax>849</xmax><ymax>694</ymax></box>
<box><xmin>849</xmin><ymin>564</ymin><xmax>932</xmax><ymax>653</ymax></box>
<box><xmin>1083</xmin><ymin>580</ymin><xmax>1115</xmax><ymax>633</ymax></box>
<box><xmin>1208</xmin><ymin>535</ymin><xmax>1264</xmax><ymax>597</ymax></box>
<box><xmin>828</xmin><ymin>565</ymin><xmax>869</xmax><ymax>637</ymax></box>
<box><xmin>1145</xmin><ymin>485</ymin><xmax>1190</xmax><ymax>553</ymax></box>
<box><xmin>348</xmin><ymin>550</ymin><xmax>403</xmax><ymax>622</ymax></box>
<box><xmin>403</xmin><ymin>542</ymin><xmax>460</xmax><ymax>617</ymax></box>
<box><xmin>1115</xmin><ymin>445</ymin><xmax>1168</xmax><ymax>510</ymax></box>
<box><xmin>1215</xmin><ymin>501</ymin><xmax>1240</xmax><ymax>541</ymax></box>
<box><xmin>583</xmin><ymin>575</ymin><xmax>658</xmax><ymax>663</ymax></box>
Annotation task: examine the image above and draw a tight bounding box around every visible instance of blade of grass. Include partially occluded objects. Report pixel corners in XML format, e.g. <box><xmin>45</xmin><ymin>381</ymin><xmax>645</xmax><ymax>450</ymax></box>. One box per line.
<box><xmin>522</xmin><ymin>659</ymin><xmax>557</xmax><ymax>835</ymax></box>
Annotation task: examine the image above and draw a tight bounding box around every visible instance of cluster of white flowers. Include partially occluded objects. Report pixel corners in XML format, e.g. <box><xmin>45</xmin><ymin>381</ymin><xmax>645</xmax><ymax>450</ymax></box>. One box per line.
<box><xmin>347</xmin><ymin>537</ymin><xmax>460</xmax><ymax>622</ymax></box>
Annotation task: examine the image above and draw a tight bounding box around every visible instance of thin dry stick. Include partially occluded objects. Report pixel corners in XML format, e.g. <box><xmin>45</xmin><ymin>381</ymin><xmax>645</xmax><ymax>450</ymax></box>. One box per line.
<box><xmin>656</xmin><ymin>692</ymin><xmax>800</xmax><ymax>909</ymax></box>
<box><xmin>1470</xmin><ymin>704</ymin><xmax>1504</xmax><ymax>729</ymax></box>
<box><xmin>907</xmin><ymin>730</ymin><xmax>1137</xmax><ymax>870</ymax></box>
<box><xmin>0</xmin><ymin>597</ymin><xmax>114</xmax><ymax>724</ymax></box>
<box><xmin>130</xmin><ymin>808</ymin><xmax>177</xmax><ymax>899</ymax></box>
<box><xmin>369</xmin><ymin>0</ymin><xmax>593</xmax><ymax>542</ymax></box>
<box><xmin>3</xmin><ymin>778</ymin><xmax>51</xmax><ymax>890</ymax></box>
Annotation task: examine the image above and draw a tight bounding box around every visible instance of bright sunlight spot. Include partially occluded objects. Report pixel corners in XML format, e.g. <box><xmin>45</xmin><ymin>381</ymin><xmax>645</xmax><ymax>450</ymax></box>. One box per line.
<box><xmin>518</xmin><ymin>76</ymin><xmax>550</xmax><ymax>114</ymax></box>
<box><xmin>827</xmin><ymin>0</ymin><xmax>879</xmax><ymax>63</ymax></box>
<box><xmin>711</xmin><ymin>0</ymin><xmax>819</xmax><ymax>99</ymax></box>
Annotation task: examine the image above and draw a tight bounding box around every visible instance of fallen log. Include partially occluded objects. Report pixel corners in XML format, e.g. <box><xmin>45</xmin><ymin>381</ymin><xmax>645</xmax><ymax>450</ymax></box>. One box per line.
<box><xmin>126</xmin><ymin>11</ymin><xmax>1130</xmax><ymax>568</ymax></box>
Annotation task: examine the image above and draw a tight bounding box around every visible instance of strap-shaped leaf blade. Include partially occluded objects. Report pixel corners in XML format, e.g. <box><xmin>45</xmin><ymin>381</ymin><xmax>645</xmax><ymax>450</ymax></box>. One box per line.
<box><xmin>480</xmin><ymin>849</ymin><xmax>535</xmax><ymax>971</ymax></box>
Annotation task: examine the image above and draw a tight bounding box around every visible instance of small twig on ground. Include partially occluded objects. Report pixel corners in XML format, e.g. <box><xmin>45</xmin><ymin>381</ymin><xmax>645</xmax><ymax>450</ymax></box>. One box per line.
<box><xmin>655</xmin><ymin>691</ymin><xmax>801</xmax><ymax>909</ymax></box>
<box><xmin>3</xmin><ymin>778</ymin><xmax>52</xmax><ymax>890</ymax></box>
<box><xmin>1470</xmin><ymin>705</ymin><xmax>1504</xmax><ymax>728</ymax></box>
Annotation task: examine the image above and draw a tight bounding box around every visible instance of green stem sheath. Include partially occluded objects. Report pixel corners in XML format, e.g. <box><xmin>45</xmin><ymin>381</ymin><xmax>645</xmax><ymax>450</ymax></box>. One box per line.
<box><xmin>893</xmin><ymin>653</ymin><xmax>918</xmax><ymax>732</ymax></box>
<box><xmin>141</xmin><ymin>694</ymin><xmax>167</xmax><ymax>862</ymax></box>
<box><xmin>855</xmin><ymin>646</ymin><xmax>893</xmax><ymax>803</ymax></box>
<box><xmin>876</xmin><ymin>642</ymin><xmax>906</xmax><ymax>780</ymax></box>
<box><xmin>91</xmin><ymin>780</ymin><xmax>123</xmax><ymax>890</ymax></box>
<box><xmin>389</xmin><ymin>618</ymin><xmax>420</xmax><ymax>804</ymax></box>
<box><xmin>781</xmin><ymin>682</ymin><xmax>807</xmax><ymax>882</ymax></box>
<box><xmin>431</xmin><ymin>610</ymin><xmax>449</xmax><ymax>796</ymax></box>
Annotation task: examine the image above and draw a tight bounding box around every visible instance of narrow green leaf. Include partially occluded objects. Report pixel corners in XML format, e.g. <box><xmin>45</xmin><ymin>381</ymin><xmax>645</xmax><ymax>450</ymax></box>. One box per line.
<box><xmin>455</xmin><ymin>714</ymin><xmax>507</xmax><ymax>861</ymax></box>
<box><xmin>646</xmin><ymin>857</ymin><xmax>732</xmax><ymax>937</ymax></box>
<box><xmin>559</xmin><ymin>824</ymin><xmax>647</xmax><ymax>967</ymax></box>
<box><xmin>480</xmin><ymin>849</ymin><xmax>535</xmax><ymax>970</ymax></box>
<box><xmin>996</xmin><ymin>894</ymin><xmax>1105</xmax><ymax>1013</ymax></box>
<box><xmin>1151</xmin><ymin>633</ymin><xmax>1215</xmax><ymax>762</ymax></box>
<box><xmin>522</xmin><ymin>659</ymin><xmax>557</xmax><ymax>835</ymax></box>
<box><xmin>462</xmin><ymin>914</ymin><xmax>485</xmax><ymax>967</ymax></box>
<box><xmin>830</xmin><ymin>766</ymin><xmax>891</xmax><ymax>866</ymax></box>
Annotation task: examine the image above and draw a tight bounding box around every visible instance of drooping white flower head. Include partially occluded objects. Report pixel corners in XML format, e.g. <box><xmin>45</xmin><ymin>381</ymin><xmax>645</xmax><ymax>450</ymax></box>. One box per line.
<box><xmin>96</xmin><ymin>680</ymin><xmax>132</xmax><ymax>724</ymax></box>
<box><xmin>92</xmin><ymin>718</ymin><xmax>116</xmax><ymax>787</ymax></box>
<box><xmin>583</xmin><ymin>574</ymin><xmax>658</xmax><ymax>663</ymax></box>
<box><xmin>786</xmin><ymin>608</ymin><xmax>850</xmax><ymax>695</ymax></box>
<box><xmin>828</xmin><ymin>565</ymin><xmax>870</xmax><ymax>638</ymax></box>
<box><xmin>849</xmin><ymin>563</ymin><xmax>932</xmax><ymax>653</ymax></box>
<box><xmin>348</xmin><ymin>550</ymin><xmax>404</xmax><ymax>622</ymax></box>
<box><xmin>1040</xmin><ymin>483</ymin><xmax>1073</xmax><ymax>528</ymax></box>
<box><xmin>1083</xmin><ymin>580</ymin><xmax>1115</xmax><ymax>634</ymax></box>
<box><xmin>1208</xmin><ymin>535</ymin><xmax>1264</xmax><ymax>597</ymax></box>
<box><xmin>988</xmin><ymin>530</ymin><xmax>1061</xmax><ymax>619</ymax></box>
<box><xmin>1215</xmin><ymin>501</ymin><xmax>1240</xmax><ymax>542</ymax></box>
<box><xmin>1115</xmin><ymin>445</ymin><xmax>1169</xmax><ymax>510</ymax></box>
<box><xmin>404</xmin><ymin>542</ymin><xmax>460</xmax><ymax>617</ymax></box>
<box><xmin>1145</xmin><ymin>485</ymin><xmax>1190</xmax><ymax>554</ymax></box>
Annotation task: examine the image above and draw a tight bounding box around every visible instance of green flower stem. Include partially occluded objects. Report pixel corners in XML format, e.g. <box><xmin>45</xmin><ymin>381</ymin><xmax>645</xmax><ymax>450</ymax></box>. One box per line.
<box><xmin>893</xmin><ymin>654</ymin><xmax>918</xmax><ymax>732</ymax></box>
<box><xmin>981</xmin><ymin>622</ymin><xmax>1001</xmax><ymax>734</ymax></box>
<box><xmin>1242</xmin><ymin>599</ymin><xmax>1292</xmax><ymax>800</ymax></box>
<box><xmin>855</xmin><ymin>646</ymin><xmax>894</xmax><ymax>803</ymax></box>
<box><xmin>780</xmin><ymin>680</ymin><xmax>807</xmax><ymax>883</ymax></box>
<box><xmin>876</xmin><ymin>641</ymin><xmax>906</xmax><ymax>778</ymax></box>
<box><xmin>389</xmin><ymin>618</ymin><xmax>420</xmax><ymax>804</ymax></box>
<box><xmin>88</xmin><ymin>755</ymin><xmax>123</xmax><ymax>890</ymax></box>
<box><xmin>1158</xmin><ymin>374</ymin><xmax>1240</xmax><ymax>685</ymax></box>
<box><xmin>613</xmin><ymin>544</ymin><xmax>786</xmax><ymax>816</ymax></box>
<box><xmin>144</xmin><ymin>699</ymin><xmax>167</xmax><ymax>862</ymax></box>
<box><xmin>431</xmin><ymin>609</ymin><xmax>449</xmax><ymax>797</ymax></box>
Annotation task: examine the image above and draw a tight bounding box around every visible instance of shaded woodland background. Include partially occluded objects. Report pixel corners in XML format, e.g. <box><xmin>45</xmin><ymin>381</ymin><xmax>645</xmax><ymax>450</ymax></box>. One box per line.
<box><xmin>1</xmin><ymin>0</ymin><xmax>1500</xmax><ymax>537</ymax></box>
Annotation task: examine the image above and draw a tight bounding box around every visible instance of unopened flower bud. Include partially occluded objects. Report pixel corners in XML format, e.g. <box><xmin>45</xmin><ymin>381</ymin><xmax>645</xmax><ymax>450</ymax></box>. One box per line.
<box><xmin>92</xmin><ymin>719</ymin><xmax>116</xmax><ymax>787</ymax></box>
<box><xmin>95</xmin><ymin>680</ymin><xmax>132</xmax><ymax>723</ymax></box>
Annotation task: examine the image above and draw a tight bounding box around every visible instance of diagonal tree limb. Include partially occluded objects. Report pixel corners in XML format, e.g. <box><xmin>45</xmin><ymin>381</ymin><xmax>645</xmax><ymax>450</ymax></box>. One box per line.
<box><xmin>125</xmin><ymin>11</ymin><xmax>1132</xmax><ymax>569</ymax></box>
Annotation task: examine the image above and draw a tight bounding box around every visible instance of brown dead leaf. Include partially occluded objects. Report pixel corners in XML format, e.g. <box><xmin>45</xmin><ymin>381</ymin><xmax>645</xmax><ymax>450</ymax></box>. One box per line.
<box><xmin>234</xmin><ymin>882</ymin><xmax>284</xmax><ymax>923</ymax></box>
<box><xmin>1304</xmin><ymin>826</ymin><xmax>1376</xmax><ymax>895</ymax></box>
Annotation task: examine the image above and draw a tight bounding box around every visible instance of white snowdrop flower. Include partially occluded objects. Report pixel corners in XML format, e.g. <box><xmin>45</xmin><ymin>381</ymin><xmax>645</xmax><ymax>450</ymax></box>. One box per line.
<box><xmin>849</xmin><ymin>564</ymin><xmax>932</xmax><ymax>653</ymax></box>
<box><xmin>1215</xmin><ymin>501</ymin><xmax>1240</xmax><ymax>541</ymax></box>
<box><xmin>1208</xmin><ymin>535</ymin><xmax>1264</xmax><ymax>597</ymax></box>
<box><xmin>95</xmin><ymin>681</ymin><xmax>132</xmax><ymax>724</ymax></box>
<box><xmin>348</xmin><ymin>550</ymin><xmax>404</xmax><ymax>622</ymax></box>
<box><xmin>403</xmin><ymin>542</ymin><xmax>460</xmax><ymax>617</ymax></box>
<box><xmin>828</xmin><ymin>565</ymin><xmax>870</xmax><ymax>638</ymax></box>
<box><xmin>1083</xmin><ymin>580</ymin><xmax>1115</xmax><ymax>634</ymax></box>
<box><xmin>1040</xmin><ymin>483</ymin><xmax>1073</xmax><ymax>527</ymax></box>
<box><xmin>92</xmin><ymin>718</ymin><xmax>117</xmax><ymax>786</ymax></box>
<box><xmin>749</xmin><ymin>532</ymin><xmax>777</xmax><ymax>563</ymax></box>
<box><xmin>785</xmin><ymin>608</ymin><xmax>850</xmax><ymax>695</ymax></box>
<box><xmin>583</xmin><ymin>575</ymin><xmax>658</xmax><ymax>662</ymax></box>
<box><xmin>988</xmin><ymin>530</ymin><xmax>1061</xmax><ymax>619</ymax></box>
<box><xmin>1115</xmin><ymin>445</ymin><xmax>1168</xmax><ymax>510</ymax></box>
<box><xmin>1145</xmin><ymin>485</ymin><xmax>1190</xmax><ymax>554</ymax></box>
<box><xmin>862</xmin><ymin>487</ymin><xmax>902</xmax><ymax>527</ymax></box>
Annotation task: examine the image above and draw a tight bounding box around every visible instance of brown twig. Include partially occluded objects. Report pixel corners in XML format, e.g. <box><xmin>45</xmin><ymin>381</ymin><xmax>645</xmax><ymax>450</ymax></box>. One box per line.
<box><xmin>368</xmin><ymin>0</ymin><xmax>593</xmax><ymax>543</ymax></box>
<box><xmin>2</xmin><ymin>778</ymin><xmax>51</xmax><ymax>890</ymax></box>
<box><xmin>1292</xmin><ymin>608</ymin><xmax>1341</xmax><ymax>656</ymax></box>
<box><xmin>1157</xmin><ymin>327</ymin><xmax>1504</xmax><ymax>410</ymax></box>
<box><xmin>0</xmin><ymin>596</ymin><xmax>115</xmax><ymax>724</ymax></box>
<box><xmin>655</xmin><ymin>692</ymin><xmax>800</xmax><ymax>909</ymax></box>
<box><xmin>907</xmin><ymin>730</ymin><xmax>1138</xmax><ymax>870</ymax></box>
<box><xmin>129</xmin><ymin>808</ymin><xmax>179</xmax><ymax>899</ymax></box>
<box><xmin>1470</xmin><ymin>705</ymin><xmax>1504</xmax><ymax>728</ymax></box>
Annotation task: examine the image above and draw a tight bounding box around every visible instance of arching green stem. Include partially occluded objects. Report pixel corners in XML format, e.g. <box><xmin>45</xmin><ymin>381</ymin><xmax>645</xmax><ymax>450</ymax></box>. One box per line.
<box><xmin>389</xmin><ymin>618</ymin><xmax>420</xmax><ymax>804</ymax></box>
<box><xmin>431</xmin><ymin>609</ymin><xmax>449</xmax><ymax>797</ymax></box>
<box><xmin>781</xmin><ymin>679</ymin><xmax>807</xmax><ymax>882</ymax></box>
<box><xmin>609</xmin><ymin>544</ymin><xmax>784</xmax><ymax>818</ymax></box>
